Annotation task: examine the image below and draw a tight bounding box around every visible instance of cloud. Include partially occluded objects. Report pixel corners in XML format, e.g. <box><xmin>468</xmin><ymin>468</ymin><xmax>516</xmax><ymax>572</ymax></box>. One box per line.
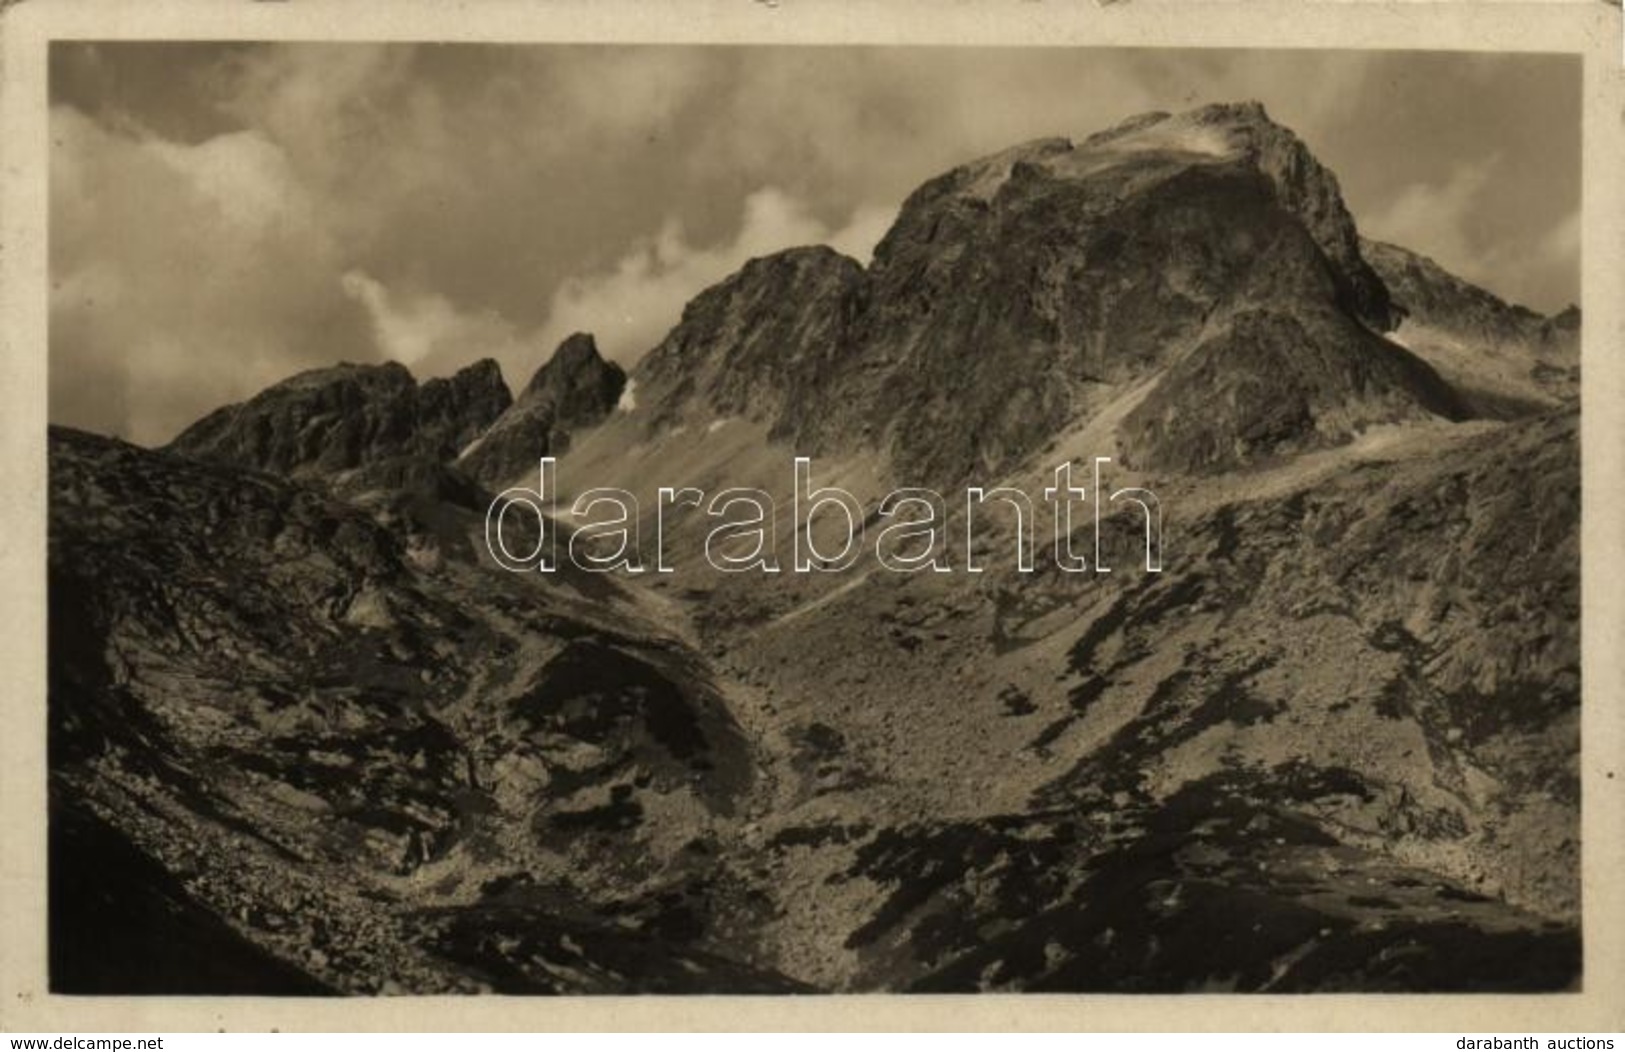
<box><xmin>1528</xmin><ymin>210</ymin><xmax>1581</xmax><ymax>310</ymax></box>
<box><xmin>213</xmin><ymin>45</ymin><xmax>418</xmax><ymax>212</ymax></box>
<box><xmin>353</xmin><ymin>184</ymin><xmax>894</xmax><ymax>388</ymax></box>
<box><xmin>341</xmin><ymin>271</ymin><xmax>539</xmax><ymax>375</ymax></box>
<box><xmin>537</xmin><ymin>188</ymin><xmax>895</xmax><ymax>368</ymax></box>
<box><xmin>49</xmin><ymin>105</ymin><xmax>378</xmax><ymax>445</ymax></box>
<box><xmin>1362</xmin><ymin>158</ymin><xmax>1498</xmax><ymax>277</ymax></box>
<box><xmin>1363</xmin><ymin>157</ymin><xmax>1576</xmax><ymax>312</ymax></box>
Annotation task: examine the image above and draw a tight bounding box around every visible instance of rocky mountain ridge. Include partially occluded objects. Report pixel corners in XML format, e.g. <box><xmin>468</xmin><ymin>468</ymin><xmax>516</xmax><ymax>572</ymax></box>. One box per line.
<box><xmin>629</xmin><ymin>101</ymin><xmax>1458</xmax><ymax>485</ymax></box>
<box><xmin>48</xmin><ymin>100</ymin><xmax>1583</xmax><ymax>994</ymax></box>
<box><xmin>1362</xmin><ymin>238</ymin><xmax>1579</xmax><ymax>416</ymax></box>
<box><xmin>459</xmin><ymin>332</ymin><xmax>626</xmax><ymax>490</ymax></box>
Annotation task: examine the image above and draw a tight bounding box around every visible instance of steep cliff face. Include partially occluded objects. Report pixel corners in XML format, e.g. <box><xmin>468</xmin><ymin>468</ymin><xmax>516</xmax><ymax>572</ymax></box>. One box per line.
<box><xmin>1186</xmin><ymin>101</ymin><xmax>1395</xmax><ymax>330</ymax></box>
<box><xmin>623</xmin><ymin>101</ymin><xmax>1448</xmax><ymax>483</ymax></box>
<box><xmin>459</xmin><ymin>333</ymin><xmax>626</xmax><ymax>489</ymax></box>
<box><xmin>168</xmin><ymin>358</ymin><xmax>512</xmax><ymax>479</ymax></box>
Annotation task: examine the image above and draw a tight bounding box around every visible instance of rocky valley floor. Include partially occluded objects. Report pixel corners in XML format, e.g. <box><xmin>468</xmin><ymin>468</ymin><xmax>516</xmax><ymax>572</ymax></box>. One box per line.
<box><xmin>47</xmin><ymin>408</ymin><xmax>1581</xmax><ymax>994</ymax></box>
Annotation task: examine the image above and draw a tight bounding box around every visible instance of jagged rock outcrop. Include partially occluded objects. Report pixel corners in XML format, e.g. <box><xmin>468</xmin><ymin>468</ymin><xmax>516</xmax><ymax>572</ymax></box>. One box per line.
<box><xmin>459</xmin><ymin>333</ymin><xmax>626</xmax><ymax>489</ymax></box>
<box><xmin>167</xmin><ymin>358</ymin><xmax>512</xmax><ymax>479</ymax></box>
<box><xmin>627</xmin><ymin>101</ymin><xmax>1451</xmax><ymax>482</ymax></box>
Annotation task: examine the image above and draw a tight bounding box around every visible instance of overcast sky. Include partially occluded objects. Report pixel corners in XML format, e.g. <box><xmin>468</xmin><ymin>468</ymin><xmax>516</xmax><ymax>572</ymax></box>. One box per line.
<box><xmin>49</xmin><ymin>43</ymin><xmax>1580</xmax><ymax>445</ymax></box>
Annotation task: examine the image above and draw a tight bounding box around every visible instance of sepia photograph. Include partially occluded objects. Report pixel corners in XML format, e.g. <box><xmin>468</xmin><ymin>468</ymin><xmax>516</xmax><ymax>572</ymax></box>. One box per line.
<box><xmin>4</xmin><ymin>0</ymin><xmax>1624</xmax><ymax>1036</ymax></box>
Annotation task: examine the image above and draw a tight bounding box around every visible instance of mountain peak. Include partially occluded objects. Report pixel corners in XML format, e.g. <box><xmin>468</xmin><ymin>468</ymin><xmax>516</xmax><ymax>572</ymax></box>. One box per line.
<box><xmin>1095</xmin><ymin>101</ymin><xmax>1393</xmax><ymax>329</ymax></box>
<box><xmin>459</xmin><ymin>332</ymin><xmax>627</xmax><ymax>488</ymax></box>
<box><xmin>1079</xmin><ymin>100</ymin><xmax>1274</xmax><ymax>148</ymax></box>
<box><xmin>870</xmin><ymin>101</ymin><xmax>1394</xmax><ymax>335</ymax></box>
<box><xmin>1189</xmin><ymin>97</ymin><xmax>1273</xmax><ymax>126</ymax></box>
<box><xmin>618</xmin><ymin>100</ymin><xmax>1432</xmax><ymax>483</ymax></box>
<box><xmin>516</xmin><ymin>332</ymin><xmax>624</xmax><ymax>410</ymax></box>
<box><xmin>525</xmin><ymin>332</ymin><xmax>606</xmax><ymax>396</ymax></box>
<box><xmin>266</xmin><ymin>358</ymin><xmax>415</xmax><ymax>394</ymax></box>
<box><xmin>453</xmin><ymin>356</ymin><xmax>506</xmax><ymax>386</ymax></box>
